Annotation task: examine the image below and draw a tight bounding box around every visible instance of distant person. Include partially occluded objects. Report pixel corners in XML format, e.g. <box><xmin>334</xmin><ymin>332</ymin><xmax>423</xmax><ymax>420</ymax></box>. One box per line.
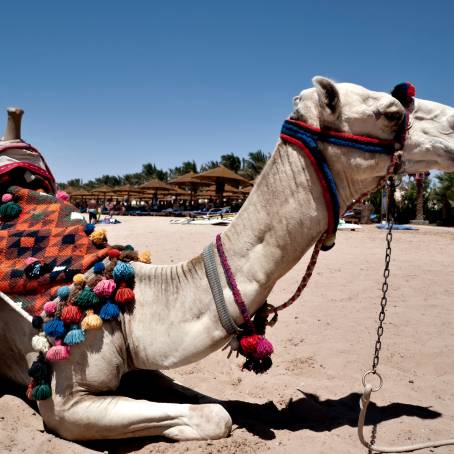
<box><xmin>87</xmin><ymin>199</ymin><xmax>98</xmax><ymax>224</ymax></box>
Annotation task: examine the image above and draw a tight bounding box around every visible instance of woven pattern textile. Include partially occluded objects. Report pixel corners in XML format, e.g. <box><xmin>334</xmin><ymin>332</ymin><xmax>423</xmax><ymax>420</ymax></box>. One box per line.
<box><xmin>0</xmin><ymin>187</ymin><xmax>109</xmax><ymax>315</ymax></box>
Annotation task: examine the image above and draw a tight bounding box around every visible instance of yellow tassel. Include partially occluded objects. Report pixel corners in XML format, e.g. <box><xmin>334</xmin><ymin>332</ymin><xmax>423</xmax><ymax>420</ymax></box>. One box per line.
<box><xmin>89</xmin><ymin>229</ymin><xmax>107</xmax><ymax>246</ymax></box>
<box><xmin>73</xmin><ymin>274</ymin><xmax>85</xmax><ymax>286</ymax></box>
<box><xmin>81</xmin><ymin>309</ymin><xmax>103</xmax><ymax>330</ymax></box>
<box><xmin>138</xmin><ymin>250</ymin><xmax>151</xmax><ymax>264</ymax></box>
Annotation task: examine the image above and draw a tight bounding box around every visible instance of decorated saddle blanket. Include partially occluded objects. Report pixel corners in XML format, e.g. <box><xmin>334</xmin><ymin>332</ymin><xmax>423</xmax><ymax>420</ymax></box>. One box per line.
<box><xmin>0</xmin><ymin>186</ymin><xmax>109</xmax><ymax>316</ymax></box>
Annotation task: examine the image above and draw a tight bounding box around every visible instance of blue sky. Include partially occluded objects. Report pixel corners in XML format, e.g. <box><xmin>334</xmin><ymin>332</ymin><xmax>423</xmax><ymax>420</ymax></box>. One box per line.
<box><xmin>1</xmin><ymin>1</ymin><xmax>453</xmax><ymax>182</ymax></box>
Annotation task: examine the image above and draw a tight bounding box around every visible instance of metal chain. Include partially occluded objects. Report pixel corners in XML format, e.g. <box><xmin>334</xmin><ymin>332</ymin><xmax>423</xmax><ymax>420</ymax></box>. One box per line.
<box><xmin>371</xmin><ymin>177</ymin><xmax>396</xmax><ymax>373</ymax></box>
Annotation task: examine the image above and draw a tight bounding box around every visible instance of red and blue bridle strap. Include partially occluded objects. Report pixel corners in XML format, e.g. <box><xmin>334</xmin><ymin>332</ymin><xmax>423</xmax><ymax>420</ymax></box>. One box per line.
<box><xmin>280</xmin><ymin>119</ymin><xmax>399</xmax><ymax>251</ymax></box>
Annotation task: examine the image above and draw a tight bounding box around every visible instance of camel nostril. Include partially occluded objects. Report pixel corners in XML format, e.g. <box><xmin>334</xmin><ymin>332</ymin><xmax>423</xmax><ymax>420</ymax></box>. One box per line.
<box><xmin>384</xmin><ymin>110</ymin><xmax>404</xmax><ymax>123</ymax></box>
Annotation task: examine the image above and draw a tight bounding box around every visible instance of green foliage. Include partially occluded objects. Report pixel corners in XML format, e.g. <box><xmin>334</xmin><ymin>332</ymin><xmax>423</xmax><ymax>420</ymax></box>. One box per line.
<box><xmin>168</xmin><ymin>161</ymin><xmax>198</xmax><ymax>179</ymax></box>
<box><xmin>241</xmin><ymin>150</ymin><xmax>270</xmax><ymax>179</ymax></box>
<box><xmin>220</xmin><ymin>153</ymin><xmax>241</xmax><ymax>172</ymax></box>
<box><xmin>430</xmin><ymin>172</ymin><xmax>454</xmax><ymax>225</ymax></box>
<box><xmin>199</xmin><ymin>160</ymin><xmax>220</xmax><ymax>172</ymax></box>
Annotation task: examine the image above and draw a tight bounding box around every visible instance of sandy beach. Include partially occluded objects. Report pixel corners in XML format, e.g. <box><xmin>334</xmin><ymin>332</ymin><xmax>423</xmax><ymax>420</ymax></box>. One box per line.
<box><xmin>1</xmin><ymin>216</ymin><xmax>453</xmax><ymax>454</ymax></box>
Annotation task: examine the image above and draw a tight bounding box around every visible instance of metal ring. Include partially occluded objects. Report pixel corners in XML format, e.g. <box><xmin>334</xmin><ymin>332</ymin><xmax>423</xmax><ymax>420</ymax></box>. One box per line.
<box><xmin>362</xmin><ymin>370</ymin><xmax>383</xmax><ymax>392</ymax></box>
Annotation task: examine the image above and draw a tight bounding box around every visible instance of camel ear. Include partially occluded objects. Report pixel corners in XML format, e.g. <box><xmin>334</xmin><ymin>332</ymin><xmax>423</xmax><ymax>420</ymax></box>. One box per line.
<box><xmin>313</xmin><ymin>76</ymin><xmax>340</xmax><ymax>117</ymax></box>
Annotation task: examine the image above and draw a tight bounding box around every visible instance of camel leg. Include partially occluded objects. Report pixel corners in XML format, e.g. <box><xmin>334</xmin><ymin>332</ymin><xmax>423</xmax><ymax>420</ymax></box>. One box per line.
<box><xmin>39</xmin><ymin>394</ymin><xmax>232</xmax><ymax>441</ymax></box>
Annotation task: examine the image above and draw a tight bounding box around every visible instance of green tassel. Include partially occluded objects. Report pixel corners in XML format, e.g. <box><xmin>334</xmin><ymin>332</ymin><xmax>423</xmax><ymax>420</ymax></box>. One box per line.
<box><xmin>75</xmin><ymin>287</ymin><xmax>100</xmax><ymax>307</ymax></box>
<box><xmin>32</xmin><ymin>382</ymin><xmax>52</xmax><ymax>400</ymax></box>
<box><xmin>0</xmin><ymin>201</ymin><xmax>22</xmax><ymax>221</ymax></box>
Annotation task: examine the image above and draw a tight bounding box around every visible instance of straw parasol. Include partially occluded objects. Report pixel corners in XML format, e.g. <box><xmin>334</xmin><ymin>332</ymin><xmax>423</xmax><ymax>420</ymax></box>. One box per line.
<box><xmin>140</xmin><ymin>179</ymin><xmax>176</xmax><ymax>206</ymax></box>
<box><xmin>169</xmin><ymin>171</ymin><xmax>211</xmax><ymax>202</ymax></box>
<box><xmin>110</xmin><ymin>184</ymin><xmax>145</xmax><ymax>198</ymax></box>
<box><xmin>196</xmin><ymin>165</ymin><xmax>251</xmax><ymax>198</ymax></box>
<box><xmin>69</xmin><ymin>189</ymin><xmax>92</xmax><ymax>201</ymax></box>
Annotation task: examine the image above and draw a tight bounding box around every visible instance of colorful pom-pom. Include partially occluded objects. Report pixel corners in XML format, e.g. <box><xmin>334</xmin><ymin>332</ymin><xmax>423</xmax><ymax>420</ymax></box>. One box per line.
<box><xmin>32</xmin><ymin>315</ymin><xmax>43</xmax><ymax>330</ymax></box>
<box><xmin>240</xmin><ymin>334</ymin><xmax>274</xmax><ymax>360</ymax></box>
<box><xmin>28</xmin><ymin>357</ymin><xmax>50</xmax><ymax>381</ymax></box>
<box><xmin>1</xmin><ymin>193</ymin><xmax>13</xmax><ymax>203</ymax></box>
<box><xmin>81</xmin><ymin>309</ymin><xmax>103</xmax><ymax>330</ymax></box>
<box><xmin>138</xmin><ymin>250</ymin><xmax>151</xmax><ymax>264</ymax></box>
<box><xmin>0</xmin><ymin>201</ymin><xmax>21</xmax><ymax>220</ymax></box>
<box><xmin>31</xmin><ymin>382</ymin><xmax>52</xmax><ymax>400</ymax></box>
<box><xmin>93</xmin><ymin>278</ymin><xmax>116</xmax><ymax>297</ymax></box>
<box><xmin>84</xmin><ymin>223</ymin><xmax>96</xmax><ymax>235</ymax></box>
<box><xmin>56</xmin><ymin>190</ymin><xmax>70</xmax><ymax>202</ymax></box>
<box><xmin>72</xmin><ymin>273</ymin><xmax>85</xmax><ymax>286</ymax></box>
<box><xmin>64</xmin><ymin>325</ymin><xmax>86</xmax><ymax>345</ymax></box>
<box><xmin>46</xmin><ymin>340</ymin><xmax>70</xmax><ymax>361</ymax></box>
<box><xmin>75</xmin><ymin>287</ymin><xmax>100</xmax><ymax>307</ymax></box>
<box><xmin>93</xmin><ymin>262</ymin><xmax>105</xmax><ymax>274</ymax></box>
<box><xmin>115</xmin><ymin>287</ymin><xmax>135</xmax><ymax>304</ymax></box>
<box><xmin>57</xmin><ymin>286</ymin><xmax>71</xmax><ymax>300</ymax></box>
<box><xmin>99</xmin><ymin>301</ymin><xmax>120</xmax><ymax>320</ymax></box>
<box><xmin>61</xmin><ymin>305</ymin><xmax>83</xmax><ymax>324</ymax></box>
<box><xmin>112</xmin><ymin>261</ymin><xmax>135</xmax><ymax>282</ymax></box>
<box><xmin>31</xmin><ymin>332</ymin><xmax>50</xmax><ymax>353</ymax></box>
<box><xmin>108</xmin><ymin>248</ymin><xmax>121</xmax><ymax>259</ymax></box>
<box><xmin>43</xmin><ymin>318</ymin><xmax>66</xmax><ymax>338</ymax></box>
<box><xmin>89</xmin><ymin>229</ymin><xmax>107</xmax><ymax>246</ymax></box>
<box><xmin>43</xmin><ymin>301</ymin><xmax>57</xmax><ymax>315</ymax></box>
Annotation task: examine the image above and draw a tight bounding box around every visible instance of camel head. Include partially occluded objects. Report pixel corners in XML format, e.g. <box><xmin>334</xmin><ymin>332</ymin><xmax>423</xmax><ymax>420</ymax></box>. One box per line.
<box><xmin>292</xmin><ymin>77</ymin><xmax>454</xmax><ymax>175</ymax></box>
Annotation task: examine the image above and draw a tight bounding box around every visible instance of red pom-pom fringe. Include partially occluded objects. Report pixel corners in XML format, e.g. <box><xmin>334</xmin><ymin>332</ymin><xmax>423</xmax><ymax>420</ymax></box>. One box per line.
<box><xmin>61</xmin><ymin>305</ymin><xmax>83</xmax><ymax>324</ymax></box>
<box><xmin>108</xmin><ymin>249</ymin><xmax>121</xmax><ymax>259</ymax></box>
<box><xmin>115</xmin><ymin>287</ymin><xmax>135</xmax><ymax>304</ymax></box>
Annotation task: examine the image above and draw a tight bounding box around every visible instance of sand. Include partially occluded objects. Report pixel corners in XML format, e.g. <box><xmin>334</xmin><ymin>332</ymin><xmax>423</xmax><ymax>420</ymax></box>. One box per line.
<box><xmin>1</xmin><ymin>217</ymin><xmax>453</xmax><ymax>454</ymax></box>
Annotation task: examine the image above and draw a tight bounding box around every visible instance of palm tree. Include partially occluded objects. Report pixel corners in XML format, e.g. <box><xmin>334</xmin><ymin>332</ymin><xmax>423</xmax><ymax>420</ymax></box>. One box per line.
<box><xmin>168</xmin><ymin>160</ymin><xmax>198</xmax><ymax>179</ymax></box>
<box><xmin>432</xmin><ymin>172</ymin><xmax>454</xmax><ymax>225</ymax></box>
<box><xmin>242</xmin><ymin>150</ymin><xmax>270</xmax><ymax>179</ymax></box>
<box><xmin>220</xmin><ymin>153</ymin><xmax>241</xmax><ymax>173</ymax></box>
<box><xmin>200</xmin><ymin>160</ymin><xmax>220</xmax><ymax>172</ymax></box>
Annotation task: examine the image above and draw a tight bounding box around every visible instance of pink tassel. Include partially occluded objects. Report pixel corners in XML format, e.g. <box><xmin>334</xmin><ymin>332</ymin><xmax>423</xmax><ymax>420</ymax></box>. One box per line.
<box><xmin>255</xmin><ymin>336</ymin><xmax>274</xmax><ymax>360</ymax></box>
<box><xmin>46</xmin><ymin>340</ymin><xmax>70</xmax><ymax>361</ymax></box>
<box><xmin>93</xmin><ymin>278</ymin><xmax>116</xmax><ymax>297</ymax></box>
<box><xmin>43</xmin><ymin>301</ymin><xmax>57</xmax><ymax>315</ymax></box>
<box><xmin>56</xmin><ymin>190</ymin><xmax>70</xmax><ymax>201</ymax></box>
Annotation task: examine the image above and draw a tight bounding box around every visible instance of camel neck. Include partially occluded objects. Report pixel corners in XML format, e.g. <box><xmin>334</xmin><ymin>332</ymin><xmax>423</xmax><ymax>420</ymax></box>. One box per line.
<box><xmin>218</xmin><ymin>141</ymin><xmax>328</xmax><ymax>321</ymax></box>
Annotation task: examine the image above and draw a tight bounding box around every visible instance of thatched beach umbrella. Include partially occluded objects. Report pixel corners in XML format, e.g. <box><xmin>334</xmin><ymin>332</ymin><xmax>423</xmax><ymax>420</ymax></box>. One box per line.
<box><xmin>196</xmin><ymin>165</ymin><xmax>251</xmax><ymax>199</ymax></box>
<box><xmin>69</xmin><ymin>189</ymin><xmax>92</xmax><ymax>201</ymax></box>
<box><xmin>169</xmin><ymin>171</ymin><xmax>211</xmax><ymax>202</ymax></box>
<box><xmin>140</xmin><ymin>179</ymin><xmax>175</xmax><ymax>206</ymax></box>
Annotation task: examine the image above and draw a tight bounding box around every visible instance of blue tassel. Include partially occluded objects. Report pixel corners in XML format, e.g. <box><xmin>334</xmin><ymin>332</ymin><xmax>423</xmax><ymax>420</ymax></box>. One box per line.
<box><xmin>112</xmin><ymin>261</ymin><xmax>134</xmax><ymax>282</ymax></box>
<box><xmin>84</xmin><ymin>223</ymin><xmax>95</xmax><ymax>235</ymax></box>
<box><xmin>93</xmin><ymin>262</ymin><xmax>105</xmax><ymax>274</ymax></box>
<box><xmin>57</xmin><ymin>286</ymin><xmax>71</xmax><ymax>300</ymax></box>
<box><xmin>99</xmin><ymin>301</ymin><xmax>120</xmax><ymax>320</ymax></box>
<box><xmin>43</xmin><ymin>318</ymin><xmax>66</xmax><ymax>338</ymax></box>
<box><xmin>64</xmin><ymin>325</ymin><xmax>86</xmax><ymax>345</ymax></box>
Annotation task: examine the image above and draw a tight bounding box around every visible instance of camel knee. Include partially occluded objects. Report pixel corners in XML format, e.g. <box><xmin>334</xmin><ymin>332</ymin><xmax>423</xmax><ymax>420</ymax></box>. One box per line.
<box><xmin>165</xmin><ymin>404</ymin><xmax>232</xmax><ymax>441</ymax></box>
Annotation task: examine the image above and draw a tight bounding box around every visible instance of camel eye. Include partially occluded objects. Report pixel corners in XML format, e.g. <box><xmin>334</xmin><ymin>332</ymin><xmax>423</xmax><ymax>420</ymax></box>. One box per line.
<box><xmin>383</xmin><ymin>110</ymin><xmax>404</xmax><ymax>123</ymax></box>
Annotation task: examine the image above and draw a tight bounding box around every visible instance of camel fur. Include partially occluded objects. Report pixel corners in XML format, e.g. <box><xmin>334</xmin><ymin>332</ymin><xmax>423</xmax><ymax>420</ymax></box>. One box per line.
<box><xmin>1</xmin><ymin>77</ymin><xmax>454</xmax><ymax>441</ymax></box>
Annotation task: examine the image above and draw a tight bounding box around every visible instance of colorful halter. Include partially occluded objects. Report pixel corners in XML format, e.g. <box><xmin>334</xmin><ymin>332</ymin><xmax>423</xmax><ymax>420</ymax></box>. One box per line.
<box><xmin>280</xmin><ymin>120</ymin><xmax>398</xmax><ymax>250</ymax></box>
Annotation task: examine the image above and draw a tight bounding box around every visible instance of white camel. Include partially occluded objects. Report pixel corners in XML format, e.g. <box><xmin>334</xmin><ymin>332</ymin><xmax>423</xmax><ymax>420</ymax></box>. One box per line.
<box><xmin>1</xmin><ymin>77</ymin><xmax>453</xmax><ymax>442</ymax></box>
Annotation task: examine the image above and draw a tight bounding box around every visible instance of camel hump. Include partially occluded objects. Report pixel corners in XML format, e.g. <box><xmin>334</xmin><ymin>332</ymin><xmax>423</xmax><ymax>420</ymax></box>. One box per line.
<box><xmin>3</xmin><ymin>107</ymin><xmax>24</xmax><ymax>141</ymax></box>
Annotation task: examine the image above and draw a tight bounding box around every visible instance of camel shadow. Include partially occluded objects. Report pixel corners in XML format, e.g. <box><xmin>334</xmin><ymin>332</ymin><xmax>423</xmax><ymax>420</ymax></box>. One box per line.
<box><xmin>0</xmin><ymin>370</ymin><xmax>442</xmax><ymax>454</ymax></box>
<box><xmin>81</xmin><ymin>370</ymin><xmax>442</xmax><ymax>452</ymax></box>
